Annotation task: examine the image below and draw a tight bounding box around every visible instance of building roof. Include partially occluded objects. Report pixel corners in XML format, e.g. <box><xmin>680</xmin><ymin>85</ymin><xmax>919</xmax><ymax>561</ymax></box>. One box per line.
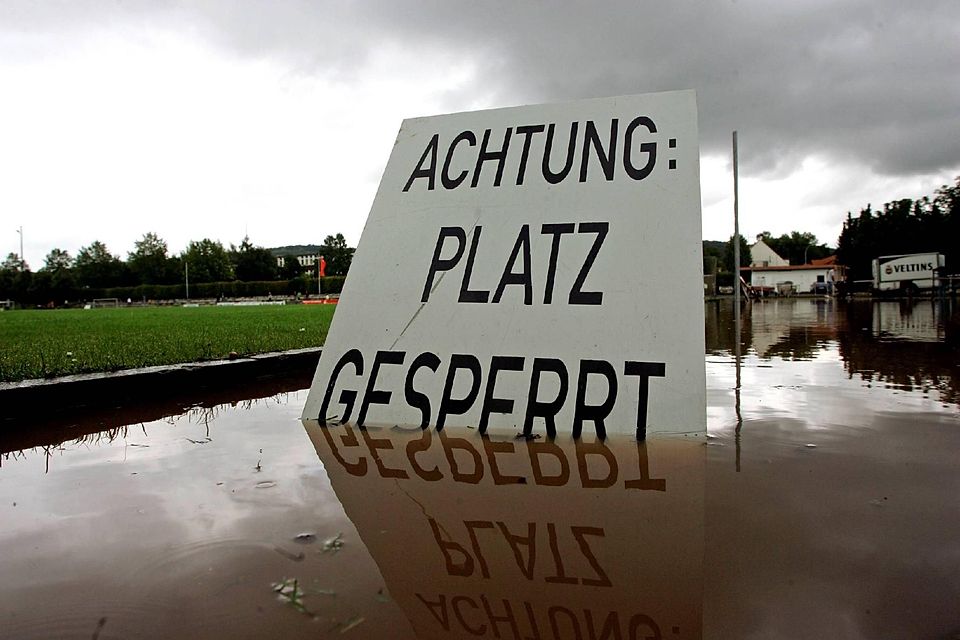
<box><xmin>749</xmin><ymin>237</ymin><xmax>789</xmax><ymax>267</ymax></box>
<box><xmin>743</xmin><ymin>264</ymin><xmax>837</xmax><ymax>272</ymax></box>
<box><xmin>811</xmin><ymin>255</ymin><xmax>838</xmax><ymax>266</ymax></box>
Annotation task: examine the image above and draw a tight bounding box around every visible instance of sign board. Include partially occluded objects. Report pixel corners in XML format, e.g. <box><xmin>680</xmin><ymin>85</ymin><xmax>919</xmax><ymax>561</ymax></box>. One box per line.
<box><xmin>873</xmin><ymin>253</ymin><xmax>944</xmax><ymax>291</ymax></box>
<box><xmin>303</xmin><ymin>91</ymin><xmax>705</xmax><ymax>437</ymax></box>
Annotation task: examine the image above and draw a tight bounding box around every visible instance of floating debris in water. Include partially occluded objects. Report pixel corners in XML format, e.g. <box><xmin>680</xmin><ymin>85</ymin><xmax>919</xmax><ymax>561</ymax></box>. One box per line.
<box><xmin>272</xmin><ymin>578</ymin><xmax>313</xmax><ymax>616</ymax></box>
<box><xmin>293</xmin><ymin>532</ymin><xmax>317</xmax><ymax>544</ymax></box>
<box><xmin>91</xmin><ymin>616</ymin><xmax>107</xmax><ymax>640</ymax></box>
<box><xmin>805</xmin><ymin>443</ymin><xmax>817</xmax><ymax>448</ymax></box>
<box><xmin>255</xmin><ymin>480</ymin><xmax>277</xmax><ymax>489</ymax></box>
<box><xmin>322</xmin><ymin>533</ymin><xmax>344</xmax><ymax>553</ymax></box>
<box><xmin>340</xmin><ymin>616</ymin><xmax>365</xmax><ymax>633</ymax></box>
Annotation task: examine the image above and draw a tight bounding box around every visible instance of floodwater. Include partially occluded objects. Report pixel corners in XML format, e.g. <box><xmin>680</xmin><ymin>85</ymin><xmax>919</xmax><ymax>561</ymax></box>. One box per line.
<box><xmin>1</xmin><ymin>299</ymin><xmax>958</xmax><ymax>639</ymax></box>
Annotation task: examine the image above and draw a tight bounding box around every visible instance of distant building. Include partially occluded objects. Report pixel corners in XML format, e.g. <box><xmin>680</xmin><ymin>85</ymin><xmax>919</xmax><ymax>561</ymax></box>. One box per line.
<box><xmin>283</xmin><ymin>254</ymin><xmax>318</xmax><ymax>268</ymax></box>
<box><xmin>750</xmin><ymin>236</ymin><xmax>789</xmax><ymax>267</ymax></box>
<box><xmin>269</xmin><ymin>245</ymin><xmax>323</xmax><ymax>269</ymax></box>
<box><xmin>747</xmin><ymin>253</ymin><xmax>844</xmax><ymax>295</ymax></box>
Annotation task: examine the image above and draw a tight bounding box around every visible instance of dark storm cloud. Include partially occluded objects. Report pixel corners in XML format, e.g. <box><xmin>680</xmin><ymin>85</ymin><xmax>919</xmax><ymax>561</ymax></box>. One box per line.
<box><xmin>4</xmin><ymin>0</ymin><xmax>958</xmax><ymax>175</ymax></box>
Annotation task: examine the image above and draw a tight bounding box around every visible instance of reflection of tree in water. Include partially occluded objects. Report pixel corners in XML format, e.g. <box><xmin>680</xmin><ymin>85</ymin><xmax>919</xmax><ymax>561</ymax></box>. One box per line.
<box><xmin>758</xmin><ymin>325</ymin><xmax>837</xmax><ymax>361</ymax></box>
<box><xmin>705</xmin><ymin>298</ymin><xmax>959</xmax><ymax>405</ymax></box>
<box><xmin>1</xmin><ymin>391</ymin><xmax>301</xmax><ymax>471</ymax></box>
<box><xmin>838</xmin><ymin>301</ymin><xmax>960</xmax><ymax>406</ymax></box>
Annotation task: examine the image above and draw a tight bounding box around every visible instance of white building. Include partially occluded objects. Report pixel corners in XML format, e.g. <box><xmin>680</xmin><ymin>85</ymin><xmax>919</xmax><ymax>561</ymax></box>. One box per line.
<box><xmin>748</xmin><ymin>256</ymin><xmax>842</xmax><ymax>295</ymax></box>
<box><xmin>750</xmin><ymin>236</ymin><xmax>789</xmax><ymax>267</ymax></box>
<box><xmin>275</xmin><ymin>254</ymin><xmax>320</xmax><ymax>268</ymax></box>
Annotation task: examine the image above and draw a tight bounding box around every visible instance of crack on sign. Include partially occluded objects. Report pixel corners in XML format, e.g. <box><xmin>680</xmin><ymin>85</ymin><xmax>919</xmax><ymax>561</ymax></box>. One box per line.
<box><xmin>388</xmin><ymin>215</ymin><xmax>482</xmax><ymax>351</ymax></box>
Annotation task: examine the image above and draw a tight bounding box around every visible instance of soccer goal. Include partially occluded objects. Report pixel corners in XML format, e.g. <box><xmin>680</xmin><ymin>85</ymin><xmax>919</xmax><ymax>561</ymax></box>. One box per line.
<box><xmin>91</xmin><ymin>298</ymin><xmax>121</xmax><ymax>308</ymax></box>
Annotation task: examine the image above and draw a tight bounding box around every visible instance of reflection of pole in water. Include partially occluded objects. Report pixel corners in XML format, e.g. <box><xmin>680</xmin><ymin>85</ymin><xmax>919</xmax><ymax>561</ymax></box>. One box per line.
<box><xmin>732</xmin><ymin>131</ymin><xmax>743</xmax><ymax>472</ymax></box>
<box><xmin>734</xmin><ymin>352</ymin><xmax>742</xmax><ymax>473</ymax></box>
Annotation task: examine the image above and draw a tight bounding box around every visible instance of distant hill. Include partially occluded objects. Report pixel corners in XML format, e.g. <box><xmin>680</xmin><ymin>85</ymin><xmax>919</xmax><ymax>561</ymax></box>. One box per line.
<box><xmin>703</xmin><ymin>240</ymin><xmax>726</xmax><ymax>254</ymax></box>
<box><xmin>268</xmin><ymin>245</ymin><xmax>322</xmax><ymax>257</ymax></box>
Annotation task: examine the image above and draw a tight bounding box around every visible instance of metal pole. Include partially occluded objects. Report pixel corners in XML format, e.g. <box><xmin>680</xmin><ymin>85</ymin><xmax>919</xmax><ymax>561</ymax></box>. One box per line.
<box><xmin>17</xmin><ymin>226</ymin><xmax>24</xmax><ymax>270</ymax></box>
<box><xmin>732</xmin><ymin>131</ymin><xmax>741</xmax><ymax>336</ymax></box>
<box><xmin>185</xmin><ymin>262</ymin><xmax>190</xmax><ymax>300</ymax></box>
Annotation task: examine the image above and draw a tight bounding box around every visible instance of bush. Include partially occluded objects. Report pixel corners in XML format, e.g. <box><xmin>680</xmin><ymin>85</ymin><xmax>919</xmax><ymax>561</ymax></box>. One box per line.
<box><xmin>4</xmin><ymin>275</ymin><xmax>347</xmax><ymax>304</ymax></box>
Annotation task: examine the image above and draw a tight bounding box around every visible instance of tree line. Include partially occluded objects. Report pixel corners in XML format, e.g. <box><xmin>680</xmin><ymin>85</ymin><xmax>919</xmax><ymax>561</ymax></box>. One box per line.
<box><xmin>0</xmin><ymin>233</ymin><xmax>354</xmax><ymax>304</ymax></box>
<box><xmin>837</xmin><ymin>176</ymin><xmax>959</xmax><ymax>281</ymax></box>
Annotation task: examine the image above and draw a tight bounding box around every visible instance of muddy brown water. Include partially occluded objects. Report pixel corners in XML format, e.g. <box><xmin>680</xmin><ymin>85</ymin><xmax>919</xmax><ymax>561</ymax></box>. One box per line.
<box><xmin>1</xmin><ymin>299</ymin><xmax>957</xmax><ymax>639</ymax></box>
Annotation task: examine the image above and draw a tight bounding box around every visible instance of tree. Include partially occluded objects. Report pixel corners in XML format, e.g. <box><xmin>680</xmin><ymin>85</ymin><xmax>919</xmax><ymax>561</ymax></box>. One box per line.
<box><xmin>723</xmin><ymin>234</ymin><xmax>752</xmax><ymax>275</ymax></box>
<box><xmin>128</xmin><ymin>232</ymin><xmax>178</xmax><ymax>285</ymax></box>
<box><xmin>43</xmin><ymin>248</ymin><xmax>73</xmax><ymax>272</ymax></box>
<box><xmin>1</xmin><ymin>253</ymin><xmax>28</xmax><ymax>272</ymax></box>
<box><xmin>181</xmin><ymin>239</ymin><xmax>233</xmax><ymax>283</ymax></box>
<box><xmin>762</xmin><ymin>231</ymin><xmax>830</xmax><ymax>265</ymax></box>
<box><xmin>39</xmin><ymin>248</ymin><xmax>76</xmax><ymax>302</ymax></box>
<box><xmin>0</xmin><ymin>253</ymin><xmax>31</xmax><ymax>302</ymax></box>
<box><xmin>836</xmin><ymin>176</ymin><xmax>959</xmax><ymax>280</ymax></box>
<box><xmin>319</xmin><ymin>233</ymin><xmax>354</xmax><ymax>276</ymax></box>
<box><xmin>702</xmin><ymin>240</ymin><xmax>725</xmax><ymax>274</ymax></box>
<box><xmin>74</xmin><ymin>241</ymin><xmax>126</xmax><ymax>288</ymax></box>
<box><xmin>230</xmin><ymin>236</ymin><xmax>278</xmax><ymax>281</ymax></box>
<box><xmin>279</xmin><ymin>256</ymin><xmax>304</xmax><ymax>279</ymax></box>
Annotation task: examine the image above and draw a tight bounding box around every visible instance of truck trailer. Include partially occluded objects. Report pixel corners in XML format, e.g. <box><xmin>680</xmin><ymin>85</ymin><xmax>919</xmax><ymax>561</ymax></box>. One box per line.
<box><xmin>871</xmin><ymin>252</ymin><xmax>945</xmax><ymax>293</ymax></box>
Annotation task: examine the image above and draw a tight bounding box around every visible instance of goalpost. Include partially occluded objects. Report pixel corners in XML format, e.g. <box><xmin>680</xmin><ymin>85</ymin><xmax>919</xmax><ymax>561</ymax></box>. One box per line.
<box><xmin>91</xmin><ymin>298</ymin><xmax>121</xmax><ymax>308</ymax></box>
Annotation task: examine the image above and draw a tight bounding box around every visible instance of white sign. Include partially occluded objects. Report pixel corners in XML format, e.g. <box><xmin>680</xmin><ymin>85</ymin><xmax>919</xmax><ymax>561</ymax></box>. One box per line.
<box><xmin>303</xmin><ymin>91</ymin><xmax>705</xmax><ymax>437</ymax></box>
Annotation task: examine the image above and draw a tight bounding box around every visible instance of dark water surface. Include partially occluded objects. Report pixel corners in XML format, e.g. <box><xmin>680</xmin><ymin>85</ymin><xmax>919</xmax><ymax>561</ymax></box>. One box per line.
<box><xmin>1</xmin><ymin>300</ymin><xmax>958</xmax><ymax>639</ymax></box>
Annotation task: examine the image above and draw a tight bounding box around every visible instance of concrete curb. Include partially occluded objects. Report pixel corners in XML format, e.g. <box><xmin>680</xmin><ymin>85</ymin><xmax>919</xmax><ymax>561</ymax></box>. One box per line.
<box><xmin>0</xmin><ymin>347</ymin><xmax>322</xmax><ymax>423</ymax></box>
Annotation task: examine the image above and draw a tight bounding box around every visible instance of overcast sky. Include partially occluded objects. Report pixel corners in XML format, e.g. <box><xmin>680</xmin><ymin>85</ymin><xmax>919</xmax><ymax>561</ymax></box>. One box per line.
<box><xmin>2</xmin><ymin>0</ymin><xmax>958</xmax><ymax>268</ymax></box>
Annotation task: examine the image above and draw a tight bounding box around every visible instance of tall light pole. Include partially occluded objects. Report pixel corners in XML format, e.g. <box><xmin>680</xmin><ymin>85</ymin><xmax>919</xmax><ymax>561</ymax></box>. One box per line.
<box><xmin>732</xmin><ymin>131</ymin><xmax>741</xmax><ymax>334</ymax></box>
<box><xmin>16</xmin><ymin>226</ymin><xmax>24</xmax><ymax>271</ymax></box>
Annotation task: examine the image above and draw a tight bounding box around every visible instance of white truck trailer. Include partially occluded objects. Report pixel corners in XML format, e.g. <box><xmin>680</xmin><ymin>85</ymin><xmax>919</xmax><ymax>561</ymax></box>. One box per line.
<box><xmin>872</xmin><ymin>252</ymin><xmax>945</xmax><ymax>293</ymax></box>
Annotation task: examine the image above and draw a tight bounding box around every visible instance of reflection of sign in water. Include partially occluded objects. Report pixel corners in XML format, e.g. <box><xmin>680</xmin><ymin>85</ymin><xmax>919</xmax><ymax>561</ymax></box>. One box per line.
<box><xmin>872</xmin><ymin>302</ymin><xmax>943</xmax><ymax>343</ymax></box>
<box><xmin>304</xmin><ymin>422</ymin><xmax>705</xmax><ymax>639</ymax></box>
<box><xmin>302</xmin><ymin>91</ymin><xmax>705</xmax><ymax>437</ymax></box>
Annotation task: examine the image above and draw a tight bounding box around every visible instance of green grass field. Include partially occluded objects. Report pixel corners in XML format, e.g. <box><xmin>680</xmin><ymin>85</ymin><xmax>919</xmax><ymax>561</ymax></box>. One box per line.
<box><xmin>0</xmin><ymin>304</ymin><xmax>336</xmax><ymax>382</ymax></box>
